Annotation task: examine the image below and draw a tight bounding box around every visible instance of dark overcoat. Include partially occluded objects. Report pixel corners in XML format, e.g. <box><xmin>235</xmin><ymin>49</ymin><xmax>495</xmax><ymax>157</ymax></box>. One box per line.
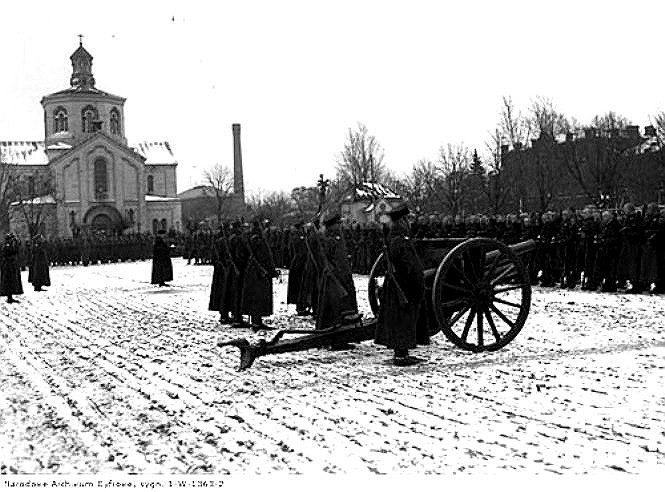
<box><xmin>1</xmin><ymin>239</ymin><xmax>24</xmax><ymax>296</ymax></box>
<box><xmin>317</xmin><ymin>229</ymin><xmax>358</xmax><ymax>329</ymax></box>
<box><xmin>208</xmin><ymin>236</ymin><xmax>230</xmax><ymax>312</ymax></box>
<box><xmin>28</xmin><ymin>241</ymin><xmax>51</xmax><ymax>289</ymax></box>
<box><xmin>242</xmin><ymin>232</ymin><xmax>276</xmax><ymax>317</ymax></box>
<box><xmin>375</xmin><ymin>225</ymin><xmax>429</xmax><ymax>350</ymax></box>
<box><xmin>286</xmin><ymin>233</ymin><xmax>308</xmax><ymax>305</ymax></box>
<box><xmin>150</xmin><ymin>236</ymin><xmax>173</xmax><ymax>284</ymax></box>
<box><xmin>618</xmin><ymin>213</ymin><xmax>644</xmax><ymax>281</ymax></box>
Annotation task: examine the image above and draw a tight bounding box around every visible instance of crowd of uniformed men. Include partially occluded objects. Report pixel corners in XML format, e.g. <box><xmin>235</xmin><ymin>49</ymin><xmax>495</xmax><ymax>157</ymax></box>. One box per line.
<box><xmin>1</xmin><ymin>201</ymin><xmax>664</xmax><ymax>364</ymax></box>
<box><xmin>196</xmin><ymin>201</ymin><xmax>665</xmax><ymax>296</ymax></box>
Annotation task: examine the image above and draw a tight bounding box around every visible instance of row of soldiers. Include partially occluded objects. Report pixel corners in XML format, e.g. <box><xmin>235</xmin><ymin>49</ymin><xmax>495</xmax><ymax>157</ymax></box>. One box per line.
<box><xmin>207</xmin><ymin>215</ymin><xmax>359</xmax><ymax>336</ymax></box>
<box><xmin>196</xmin><ymin>201</ymin><xmax>665</xmax><ymax>295</ymax></box>
<box><xmin>3</xmin><ymin>233</ymin><xmax>182</xmax><ymax>270</ymax></box>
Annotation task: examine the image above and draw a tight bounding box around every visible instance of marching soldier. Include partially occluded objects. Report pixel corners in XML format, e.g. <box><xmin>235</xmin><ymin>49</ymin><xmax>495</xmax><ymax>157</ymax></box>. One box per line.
<box><xmin>374</xmin><ymin>203</ymin><xmax>429</xmax><ymax>366</ymax></box>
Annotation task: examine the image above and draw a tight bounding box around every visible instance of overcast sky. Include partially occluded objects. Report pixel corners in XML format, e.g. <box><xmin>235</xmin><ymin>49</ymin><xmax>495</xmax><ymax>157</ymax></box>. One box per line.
<box><xmin>1</xmin><ymin>0</ymin><xmax>664</xmax><ymax>195</ymax></box>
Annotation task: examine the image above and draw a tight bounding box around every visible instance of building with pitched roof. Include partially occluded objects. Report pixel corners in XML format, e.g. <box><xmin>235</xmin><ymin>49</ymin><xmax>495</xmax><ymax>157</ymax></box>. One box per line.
<box><xmin>340</xmin><ymin>182</ymin><xmax>402</xmax><ymax>224</ymax></box>
<box><xmin>0</xmin><ymin>40</ymin><xmax>182</xmax><ymax>237</ymax></box>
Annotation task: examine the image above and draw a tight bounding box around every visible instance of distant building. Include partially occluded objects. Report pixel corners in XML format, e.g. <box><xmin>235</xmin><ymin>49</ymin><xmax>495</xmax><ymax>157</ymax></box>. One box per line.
<box><xmin>0</xmin><ymin>40</ymin><xmax>181</xmax><ymax>237</ymax></box>
<box><xmin>341</xmin><ymin>182</ymin><xmax>402</xmax><ymax>224</ymax></box>
<box><xmin>177</xmin><ymin>124</ymin><xmax>247</xmax><ymax>231</ymax></box>
<box><xmin>500</xmin><ymin>126</ymin><xmax>664</xmax><ymax>212</ymax></box>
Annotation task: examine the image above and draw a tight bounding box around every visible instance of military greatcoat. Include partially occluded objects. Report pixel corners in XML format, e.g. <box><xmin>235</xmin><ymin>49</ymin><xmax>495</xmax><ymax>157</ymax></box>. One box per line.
<box><xmin>150</xmin><ymin>236</ymin><xmax>173</xmax><ymax>284</ymax></box>
<box><xmin>0</xmin><ymin>237</ymin><xmax>24</xmax><ymax>296</ymax></box>
<box><xmin>374</xmin><ymin>224</ymin><xmax>429</xmax><ymax>350</ymax></box>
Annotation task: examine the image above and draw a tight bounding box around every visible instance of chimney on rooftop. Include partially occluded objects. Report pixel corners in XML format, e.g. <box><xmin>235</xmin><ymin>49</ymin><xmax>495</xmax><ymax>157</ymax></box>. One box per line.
<box><xmin>232</xmin><ymin>123</ymin><xmax>245</xmax><ymax>202</ymax></box>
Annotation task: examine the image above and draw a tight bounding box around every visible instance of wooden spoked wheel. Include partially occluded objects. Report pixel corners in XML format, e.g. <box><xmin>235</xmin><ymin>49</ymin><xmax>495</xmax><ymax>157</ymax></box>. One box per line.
<box><xmin>432</xmin><ymin>238</ymin><xmax>531</xmax><ymax>352</ymax></box>
<box><xmin>367</xmin><ymin>252</ymin><xmax>386</xmax><ymax>317</ymax></box>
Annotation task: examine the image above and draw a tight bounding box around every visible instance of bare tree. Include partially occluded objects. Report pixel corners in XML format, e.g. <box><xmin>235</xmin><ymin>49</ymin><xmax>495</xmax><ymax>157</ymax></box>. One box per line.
<box><xmin>203</xmin><ymin>163</ymin><xmax>234</xmax><ymax>223</ymax></box>
<box><xmin>499</xmin><ymin>96</ymin><xmax>532</xmax><ymax>210</ymax></box>
<box><xmin>484</xmin><ymin>128</ymin><xmax>510</xmax><ymax>214</ymax></box>
<box><xmin>437</xmin><ymin>144</ymin><xmax>470</xmax><ymax>216</ymax></box>
<box><xmin>0</xmin><ymin>154</ymin><xmax>15</xmax><ymax>234</ymax></box>
<box><xmin>247</xmin><ymin>190</ymin><xmax>295</xmax><ymax>225</ymax></box>
<box><xmin>336</xmin><ymin>123</ymin><xmax>386</xmax><ymax>191</ymax></box>
<box><xmin>561</xmin><ymin>112</ymin><xmax>633</xmax><ymax>207</ymax></box>
<box><xmin>402</xmin><ymin>159</ymin><xmax>442</xmax><ymax>214</ymax></box>
<box><xmin>527</xmin><ymin>97</ymin><xmax>570</xmax><ymax>212</ymax></box>
<box><xmin>653</xmin><ymin>111</ymin><xmax>665</xmax><ymax>147</ymax></box>
<box><xmin>290</xmin><ymin>186</ymin><xmax>319</xmax><ymax>222</ymax></box>
<box><xmin>10</xmin><ymin>171</ymin><xmax>56</xmax><ymax>237</ymax></box>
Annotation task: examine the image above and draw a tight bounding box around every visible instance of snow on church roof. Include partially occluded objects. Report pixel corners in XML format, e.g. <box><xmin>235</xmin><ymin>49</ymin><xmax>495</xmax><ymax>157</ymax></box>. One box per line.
<box><xmin>133</xmin><ymin>141</ymin><xmax>177</xmax><ymax>165</ymax></box>
<box><xmin>0</xmin><ymin>141</ymin><xmax>49</xmax><ymax>165</ymax></box>
<box><xmin>345</xmin><ymin>182</ymin><xmax>401</xmax><ymax>202</ymax></box>
<box><xmin>0</xmin><ymin>140</ymin><xmax>177</xmax><ymax>165</ymax></box>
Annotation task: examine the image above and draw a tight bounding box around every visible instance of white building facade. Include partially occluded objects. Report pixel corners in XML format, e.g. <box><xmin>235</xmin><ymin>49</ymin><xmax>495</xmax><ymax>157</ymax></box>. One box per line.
<box><xmin>0</xmin><ymin>41</ymin><xmax>181</xmax><ymax>237</ymax></box>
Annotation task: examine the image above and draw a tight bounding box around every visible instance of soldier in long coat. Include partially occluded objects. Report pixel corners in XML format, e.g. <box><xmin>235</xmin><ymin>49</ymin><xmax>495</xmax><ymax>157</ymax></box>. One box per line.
<box><xmin>228</xmin><ymin>222</ymin><xmax>251</xmax><ymax>327</ymax></box>
<box><xmin>640</xmin><ymin>203</ymin><xmax>664</xmax><ymax>293</ymax></box>
<box><xmin>618</xmin><ymin>203</ymin><xmax>645</xmax><ymax>293</ymax></box>
<box><xmin>374</xmin><ymin>203</ymin><xmax>428</xmax><ymax>365</ymax></box>
<box><xmin>150</xmin><ymin>230</ymin><xmax>173</xmax><ymax>286</ymax></box>
<box><xmin>242</xmin><ymin>221</ymin><xmax>278</xmax><ymax>329</ymax></box>
<box><xmin>28</xmin><ymin>234</ymin><xmax>51</xmax><ymax>292</ymax></box>
<box><xmin>208</xmin><ymin>227</ymin><xmax>232</xmax><ymax>323</ymax></box>
<box><xmin>287</xmin><ymin>223</ymin><xmax>309</xmax><ymax>315</ymax></box>
<box><xmin>316</xmin><ymin>213</ymin><xmax>358</xmax><ymax>330</ymax></box>
<box><xmin>595</xmin><ymin>210</ymin><xmax>622</xmax><ymax>292</ymax></box>
<box><xmin>1</xmin><ymin>233</ymin><xmax>24</xmax><ymax>303</ymax></box>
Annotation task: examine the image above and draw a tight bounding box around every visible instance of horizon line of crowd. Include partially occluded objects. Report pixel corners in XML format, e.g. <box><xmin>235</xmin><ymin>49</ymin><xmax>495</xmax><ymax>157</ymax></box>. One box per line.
<box><xmin>1</xmin><ymin>200</ymin><xmax>663</xmax><ymax>295</ymax></box>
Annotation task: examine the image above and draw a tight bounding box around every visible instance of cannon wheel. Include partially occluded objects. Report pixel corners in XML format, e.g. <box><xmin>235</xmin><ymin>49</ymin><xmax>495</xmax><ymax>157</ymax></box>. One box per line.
<box><xmin>368</xmin><ymin>252</ymin><xmax>385</xmax><ymax>318</ymax></box>
<box><xmin>432</xmin><ymin>237</ymin><xmax>531</xmax><ymax>352</ymax></box>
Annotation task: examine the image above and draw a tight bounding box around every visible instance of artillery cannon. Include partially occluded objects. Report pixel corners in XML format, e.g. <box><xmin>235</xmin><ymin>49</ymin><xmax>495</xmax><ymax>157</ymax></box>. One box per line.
<box><xmin>219</xmin><ymin>237</ymin><xmax>535</xmax><ymax>370</ymax></box>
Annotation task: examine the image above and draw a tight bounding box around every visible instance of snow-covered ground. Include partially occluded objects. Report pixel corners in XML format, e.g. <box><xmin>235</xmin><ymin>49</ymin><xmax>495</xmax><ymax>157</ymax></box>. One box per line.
<box><xmin>0</xmin><ymin>258</ymin><xmax>664</xmax><ymax>474</ymax></box>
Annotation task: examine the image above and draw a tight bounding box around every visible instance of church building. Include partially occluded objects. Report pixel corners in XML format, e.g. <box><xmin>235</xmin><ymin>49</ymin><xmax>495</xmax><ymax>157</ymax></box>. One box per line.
<box><xmin>0</xmin><ymin>40</ymin><xmax>182</xmax><ymax>237</ymax></box>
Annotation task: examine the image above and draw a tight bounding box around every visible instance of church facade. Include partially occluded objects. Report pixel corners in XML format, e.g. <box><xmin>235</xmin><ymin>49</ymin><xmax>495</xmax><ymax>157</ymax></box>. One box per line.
<box><xmin>0</xmin><ymin>41</ymin><xmax>182</xmax><ymax>237</ymax></box>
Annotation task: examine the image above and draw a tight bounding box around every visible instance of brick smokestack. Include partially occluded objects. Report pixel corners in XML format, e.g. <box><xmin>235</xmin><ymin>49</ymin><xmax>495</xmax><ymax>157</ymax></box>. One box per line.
<box><xmin>232</xmin><ymin>123</ymin><xmax>245</xmax><ymax>202</ymax></box>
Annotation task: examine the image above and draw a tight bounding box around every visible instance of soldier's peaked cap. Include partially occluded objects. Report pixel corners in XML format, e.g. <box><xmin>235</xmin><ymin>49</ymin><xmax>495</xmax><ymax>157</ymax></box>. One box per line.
<box><xmin>388</xmin><ymin>202</ymin><xmax>410</xmax><ymax>220</ymax></box>
<box><xmin>323</xmin><ymin>212</ymin><xmax>341</xmax><ymax>226</ymax></box>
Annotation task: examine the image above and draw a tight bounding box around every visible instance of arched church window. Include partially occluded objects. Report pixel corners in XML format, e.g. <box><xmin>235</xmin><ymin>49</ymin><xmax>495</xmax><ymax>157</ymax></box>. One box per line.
<box><xmin>110</xmin><ymin>108</ymin><xmax>121</xmax><ymax>135</ymax></box>
<box><xmin>94</xmin><ymin>158</ymin><xmax>108</xmax><ymax>199</ymax></box>
<box><xmin>82</xmin><ymin>105</ymin><xmax>98</xmax><ymax>133</ymax></box>
<box><xmin>160</xmin><ymin>219</ymin><xmax>167</xmax><ymax>231</ymax></box>
<box><xmin>147</xmin><ymin>175</ymin><xmax>154</xmax><ymax>194</ymax></box>
<box><xmin>128</xmin><ymin>209</ymin><xmax>134</xmax><ymax>224</ymax></box>
<box><xmin>152</xmin><ymin>219</ymin><xmax>159</xmax><ymax>235</ymax></box>
<box><xmin>27</xmin><ymin>176</ymin><xmax>35</xmax><ymax>195</ymax></box>
<box><xmin>54</xmin><ymin>107</ymin><xmax>68</xmax><ymax>132</ymax></box>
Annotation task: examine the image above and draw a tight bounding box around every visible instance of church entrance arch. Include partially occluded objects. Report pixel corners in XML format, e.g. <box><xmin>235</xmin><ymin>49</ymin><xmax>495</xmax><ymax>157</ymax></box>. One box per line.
<box><xmin>83</xmin><ymin>205</ymin><xmax>123</xmax><ymax>235</ymax></box>
<box><xmin>91</xmin><ymin>214</ymin><xmax>113</xmax><ymax>234</ymax></box>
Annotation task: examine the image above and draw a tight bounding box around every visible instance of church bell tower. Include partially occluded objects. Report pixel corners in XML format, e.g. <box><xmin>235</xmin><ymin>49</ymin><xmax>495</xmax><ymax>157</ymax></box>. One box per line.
<box><xmin>69</xmin><ymin>36</ymin><xmax>96</xmax><ymax>89</ymax></box>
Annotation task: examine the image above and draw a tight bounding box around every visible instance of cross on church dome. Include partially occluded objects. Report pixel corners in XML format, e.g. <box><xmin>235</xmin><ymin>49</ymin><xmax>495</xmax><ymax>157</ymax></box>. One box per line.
<box><xmin>70</xmin><ymin>36</ymin><xmax>95</xmax><ymax>89</ymax></box>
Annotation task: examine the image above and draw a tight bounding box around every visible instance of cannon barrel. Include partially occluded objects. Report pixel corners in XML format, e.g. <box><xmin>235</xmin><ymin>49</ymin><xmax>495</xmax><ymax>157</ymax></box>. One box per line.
<box><xmin>422</xmin><ymin>239</ymin><xmax>535</xmax><ymax>279</ymax></box>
